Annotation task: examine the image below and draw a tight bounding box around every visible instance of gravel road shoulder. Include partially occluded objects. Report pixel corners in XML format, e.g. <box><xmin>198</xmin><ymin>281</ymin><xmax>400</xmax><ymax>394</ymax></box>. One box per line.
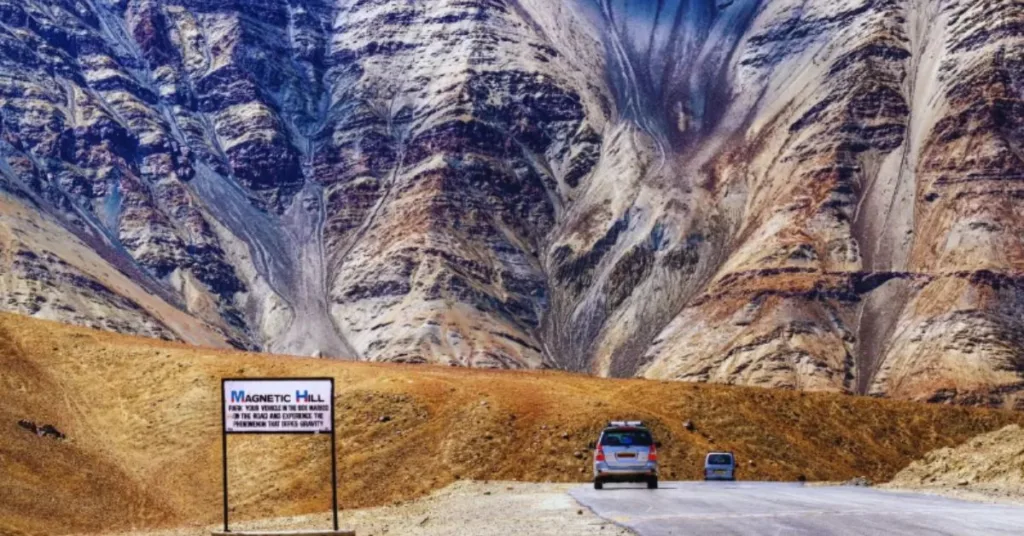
<box><xmin>86</xmin><ymin>482</ymin><xmax>632</xmax><ymax>536</ymax></box>
<box><xmin>878</xmin><ymin>485</ymin><xmax>1024</xmax><ymax>506</ymax></box>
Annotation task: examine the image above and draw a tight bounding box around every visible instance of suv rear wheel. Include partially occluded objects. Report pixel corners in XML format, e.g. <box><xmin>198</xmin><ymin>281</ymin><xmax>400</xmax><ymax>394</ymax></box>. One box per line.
<box><xmin>594</xmin><ymin>480</ymin><xmax>603</xmax><ymax>490</ymax></box>
<box><xmin>647</xmin><ymin>478</ymin><xmax>658</xmax><ymax>489</ymax></box>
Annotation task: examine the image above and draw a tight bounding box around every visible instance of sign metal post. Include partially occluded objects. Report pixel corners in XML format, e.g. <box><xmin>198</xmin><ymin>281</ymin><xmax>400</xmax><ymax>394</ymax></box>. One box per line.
<box><xmin>221</xmin><ymin>380</ymin><xmax>229</xmax><ymax>532</ymax></box>
<box><xmin>220</xmin><ymin>377</ymin><xmax>338</xmax><ymax>533</ymax></box>
<box><xmin>331</xmin><ymin>421</ymin><xmax>338</xmax><ymax>532</ymax></box>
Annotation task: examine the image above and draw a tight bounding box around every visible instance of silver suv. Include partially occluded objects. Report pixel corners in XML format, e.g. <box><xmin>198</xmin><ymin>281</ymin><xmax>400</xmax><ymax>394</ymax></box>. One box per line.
<box><xmin>591</xmin><ymin>421</ymin><xmax>659</xmax><ymax>489</ymax></box>
<box><xmin>704</xmin><ymin>451</ymin><xmax>736</xmax><ymax>481</ymax></box>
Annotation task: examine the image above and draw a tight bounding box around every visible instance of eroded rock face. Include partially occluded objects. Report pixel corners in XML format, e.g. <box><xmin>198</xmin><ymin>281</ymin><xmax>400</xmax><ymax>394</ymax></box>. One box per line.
<box><xmin>0</xmin><ymin>0</ymin><xmax>1021</xmax><ymax>407</ymax></box>
<box><xmin>631</xmin><ymin>0</ymin><xmax>1024</xmax><ymax>409</ymax></box>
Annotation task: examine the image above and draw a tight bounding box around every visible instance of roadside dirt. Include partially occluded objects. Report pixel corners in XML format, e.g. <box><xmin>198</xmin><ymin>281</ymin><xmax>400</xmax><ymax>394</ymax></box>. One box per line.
<box><xmin>885</xmin><ymin>424</ymin><xmax>1024</xmax><ymax>504</ymax></box>
<box><xmin>4</xmin><ymin>313</ymin><xmax>1024</xmax><ymax>535</ymax></box>
<box><xmin>87</xmin><ymin>481</ymin><xmax>631</xmax><ymax>536</ymax></box>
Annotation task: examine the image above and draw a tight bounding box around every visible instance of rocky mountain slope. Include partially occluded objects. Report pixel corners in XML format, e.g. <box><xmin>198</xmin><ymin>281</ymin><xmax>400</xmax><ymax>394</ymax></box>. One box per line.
<box><xmin>0</xmin><ymin>0</ymin><xmax>1022</xmax><ymax>406</ymax></box>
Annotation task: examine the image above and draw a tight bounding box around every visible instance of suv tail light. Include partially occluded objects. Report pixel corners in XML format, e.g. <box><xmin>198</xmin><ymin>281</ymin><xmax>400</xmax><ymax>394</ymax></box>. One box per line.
<box><xmin>595</xmin><ymin>445</ymin><xmax>605</xmax><ymax>462</ymax></box>
<box><xmin>649</xmin><ymin>443</ymin><xmax>658</xmax><ymax>462</ymax></box>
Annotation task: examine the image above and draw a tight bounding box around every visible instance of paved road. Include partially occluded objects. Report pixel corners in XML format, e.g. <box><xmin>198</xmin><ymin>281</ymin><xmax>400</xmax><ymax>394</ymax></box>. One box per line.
<box><xmin>571</xmin><ymin>482</ymin><xmax>1024</xmax><ymax>535</ymax></box>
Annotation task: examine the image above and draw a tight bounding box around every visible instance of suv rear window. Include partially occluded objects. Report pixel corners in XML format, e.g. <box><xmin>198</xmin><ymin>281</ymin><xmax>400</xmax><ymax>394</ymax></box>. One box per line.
<box><xmin>600</xmin><ymin>429</ymin><xmax>653</xmax><ymax>447</ymax></box>
<box><xmin>707</xmin><ymin>454</ymin><xmax>733</xmax><ymax>465</ymax></box>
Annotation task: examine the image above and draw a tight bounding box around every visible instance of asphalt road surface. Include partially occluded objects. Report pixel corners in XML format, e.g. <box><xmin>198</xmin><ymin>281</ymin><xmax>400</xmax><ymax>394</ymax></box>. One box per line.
<box><xmin>571</xmin><ymin>482</ymin><xmax>1024</xmax><ymax>535</ymax></box>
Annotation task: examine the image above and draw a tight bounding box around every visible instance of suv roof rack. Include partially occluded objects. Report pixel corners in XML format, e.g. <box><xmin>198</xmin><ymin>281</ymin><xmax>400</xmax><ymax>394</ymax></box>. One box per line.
<box><xmin>607</xmin><ymin>420</ymin><xmax>645</xmax><ymax>428</ymax></box>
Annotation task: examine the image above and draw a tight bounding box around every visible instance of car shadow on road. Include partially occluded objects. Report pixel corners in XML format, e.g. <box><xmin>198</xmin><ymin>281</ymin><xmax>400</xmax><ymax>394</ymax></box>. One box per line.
<box><xmin>589</xmin><ymin>486</ymin><xmax>679</xmax><ymax>491</ymax></box>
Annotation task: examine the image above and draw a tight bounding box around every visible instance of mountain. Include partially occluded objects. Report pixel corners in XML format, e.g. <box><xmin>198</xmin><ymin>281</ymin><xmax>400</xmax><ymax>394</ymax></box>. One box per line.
<box><xmin>0</xmin><ymin>0</ymin><xmax>1021</xmax><ymax>407</ymax></box>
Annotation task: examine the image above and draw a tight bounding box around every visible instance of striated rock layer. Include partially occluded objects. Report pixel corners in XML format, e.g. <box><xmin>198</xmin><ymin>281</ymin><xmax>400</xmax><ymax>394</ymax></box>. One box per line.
<box><xmin>0</xmin><ymin>0</ymin><xmax>1022</xmax><ymax>407</ymax></box>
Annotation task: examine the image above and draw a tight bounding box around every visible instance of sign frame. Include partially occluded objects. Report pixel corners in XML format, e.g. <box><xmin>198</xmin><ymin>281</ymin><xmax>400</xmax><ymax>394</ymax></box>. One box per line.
<box><xmin>220</xmin><ymin>377</ymin><xmax>338</xmax><ymax>532</ymax></box>
<box><xmin>223</xmin><ymin>378</ymin><xmax>334</xmax><ymax>435</ymax></box>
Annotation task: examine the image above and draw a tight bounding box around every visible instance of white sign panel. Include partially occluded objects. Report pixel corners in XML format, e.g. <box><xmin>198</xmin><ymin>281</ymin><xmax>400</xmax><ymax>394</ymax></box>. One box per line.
<box><xmin>223</xmin><ymin>378</ymin><xmax>333</xmax><ymax>434</ymax></box>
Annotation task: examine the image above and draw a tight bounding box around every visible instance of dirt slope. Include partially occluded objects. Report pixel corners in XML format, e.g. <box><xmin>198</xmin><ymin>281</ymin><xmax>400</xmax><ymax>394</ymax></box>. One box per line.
<box><xmin>887</xmin><ymin>424</ymin><xmax>1024</xmax><ymax>500</ymax></box>
<box><xmin>2</xmin><ymin>313</ymin><xmax>1023</xmax><ymax>536</ymax></box>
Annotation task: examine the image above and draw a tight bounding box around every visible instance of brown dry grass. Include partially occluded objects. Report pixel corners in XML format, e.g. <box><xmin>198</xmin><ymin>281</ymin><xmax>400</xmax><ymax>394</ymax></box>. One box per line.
<box><xmin>2</xmin><ymin>313</ymin><xmax>1023</xmax><ymax>535</ymax></box>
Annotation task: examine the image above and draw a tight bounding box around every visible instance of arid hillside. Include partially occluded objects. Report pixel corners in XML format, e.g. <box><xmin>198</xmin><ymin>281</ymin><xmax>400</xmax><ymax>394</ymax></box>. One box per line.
<box><xmin>2</xmin><ymin>313</ymin><xmax>1024</xmax><ymax>536</ymax></box>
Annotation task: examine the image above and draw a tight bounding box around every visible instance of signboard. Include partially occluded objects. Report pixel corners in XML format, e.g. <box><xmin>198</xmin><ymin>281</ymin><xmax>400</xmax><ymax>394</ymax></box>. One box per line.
<box><xmin>219</xmin><ymin>378</ymin><xmax>338</xmax><ymax>533</ymax></box>
<box><xmin>223</xmin><ymin>378</ymin><xmax>333</xmax><ymax>434</ymax></box>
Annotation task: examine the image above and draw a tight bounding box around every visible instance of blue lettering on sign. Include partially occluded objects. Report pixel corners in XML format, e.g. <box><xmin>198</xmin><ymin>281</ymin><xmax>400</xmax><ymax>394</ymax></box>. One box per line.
<box><xmin>231</xmin><ymin>390</ymin><xmax>245</xmax><ymax>403</ymax></box>
<box><xmin>296</xmin><ymin>390</ymin><xmax>310</xmax><ymax>402</ymax></box>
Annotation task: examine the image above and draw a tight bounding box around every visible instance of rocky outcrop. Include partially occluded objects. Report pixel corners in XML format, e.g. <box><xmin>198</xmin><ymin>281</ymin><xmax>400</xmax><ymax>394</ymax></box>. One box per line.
<box><xmin>0</xmin><ymin>0</ymin><xmax>1022</xmax><ymax>407</ymax></box>
<box><xmin>887</xmin><ymin>424</ymin><xmax>1024</xmax><ymax>496</ymax></box>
